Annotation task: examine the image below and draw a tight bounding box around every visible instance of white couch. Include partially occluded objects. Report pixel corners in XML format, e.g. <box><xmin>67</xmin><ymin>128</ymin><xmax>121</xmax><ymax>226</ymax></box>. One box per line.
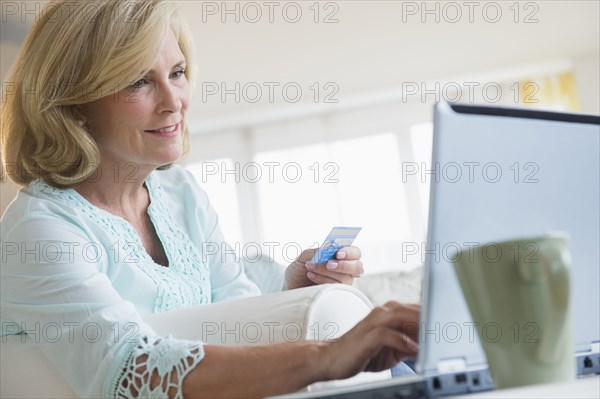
<box><xmin>0</xmin><ymin>283</ymin><xmax>391</xmax><ymax>398</ymax></box>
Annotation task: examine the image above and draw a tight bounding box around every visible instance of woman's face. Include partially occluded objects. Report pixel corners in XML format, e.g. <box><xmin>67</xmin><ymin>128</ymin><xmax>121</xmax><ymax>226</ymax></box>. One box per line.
<box><xmin>81</xmin><ymin>30</ymin><xmax>190</xmax><ymax>175</ymax></box>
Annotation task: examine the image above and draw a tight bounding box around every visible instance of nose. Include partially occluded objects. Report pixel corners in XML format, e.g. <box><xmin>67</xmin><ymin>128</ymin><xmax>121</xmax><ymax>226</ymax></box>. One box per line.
<box><xmin>156</xmin><ymin>82</ymin><xmax>182</xmax><ymax>114</ymax></box>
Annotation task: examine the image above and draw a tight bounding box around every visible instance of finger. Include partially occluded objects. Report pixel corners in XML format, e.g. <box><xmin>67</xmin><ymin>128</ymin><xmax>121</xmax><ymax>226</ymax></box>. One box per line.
<box><xmin>307</xmin><ymin>260</ymin><xmax>362</xmax><ymax>277</ymax></box>
<box><xmin>312</xmin><ymin>271</ymin><xmax>353</xmax><ymax>286</ymax></box>
<box><xmin>335</xmin><ymin>245</ymin><xmax>361</xmax><ymax>261</ymax></box>
<box><xmin>382</xmin><ymin>301</ymin><xmax>421</xmax><ymax>316</ymax></box>
<box><xmin>367</xmin><ymin>305</ymin><xmax>421</xmax><ymax>338</ymax></box>
<box><xmin>342</xmin><ymin>327</ymin><xmax>419</xmax><ymax>374</ymax></box>
<box><xmin>389</xmin><ymin>331</ymin><xmax>419</xmax><ymax>357</ymax></box>
<box><xmin>298</xmin><ymin>248</ymin><xmax>318</xmax><ymax>264</ymax></box>
<box><xmin>306</xmin><ymin>264</ymin><xmax>355</xmax><ymax>284</ymax></box>
<box><xmin>366</xmin><ymin>328</ymin><xmax>419</xmax><ymax>358</ymax></box>
<box><xmin>324</xmin><ymin>259</ymin><xmax>363</xmax><ymax>277</ymax></box>
<box><xmin>307</xmin><ymin>271</ymin><xmax>345</xmax><ymax>285</ymax></box>
<box><xmin>389</xmin><ymin>304</ymin><xmax>420</xmax><ymax>325</ymax></box>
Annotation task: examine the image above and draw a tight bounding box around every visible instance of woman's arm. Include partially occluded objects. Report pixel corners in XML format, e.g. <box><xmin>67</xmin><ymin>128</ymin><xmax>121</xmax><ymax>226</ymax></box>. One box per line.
<box><xmin>183</xmin><ymin>341</ymin><xmax>324</xmax><ymax>398</ymax></box>
<box><xmin>182</xmin><ymin>302</ymin><xmax>420</xmax><ymax>398</ymax></box>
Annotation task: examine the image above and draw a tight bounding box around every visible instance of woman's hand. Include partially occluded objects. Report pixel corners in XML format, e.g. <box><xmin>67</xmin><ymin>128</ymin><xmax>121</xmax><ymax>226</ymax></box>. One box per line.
<box><xmin>284</xmin><ymin>246</ymin><xmax>364</xmax><ymax>290</ymax></box>
<box><xmin>318</xmin><ymin>302</ymin><xmax>420</xmax><ymax>381</ymax></box>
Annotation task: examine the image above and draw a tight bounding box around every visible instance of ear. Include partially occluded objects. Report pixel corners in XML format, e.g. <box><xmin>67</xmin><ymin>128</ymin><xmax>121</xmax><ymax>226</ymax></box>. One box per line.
<box><xmin>73</xmin><ymin>105</ymin><xmax>88</xmax><ymax>128</ymax></box>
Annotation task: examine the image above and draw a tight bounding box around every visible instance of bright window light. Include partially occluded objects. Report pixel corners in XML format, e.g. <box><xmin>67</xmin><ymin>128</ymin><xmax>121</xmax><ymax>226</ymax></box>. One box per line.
<box><xmin>254</xmin><ymin>133</ymin><xmax>413</xmax><ymax>273</ymax></box>
<box><xmin>410</xmin><ymin>122</ymin><xmax>434</xmax><ymax>226</ymax></box>
<box><xmin>185</xmin><ymin>159</ymin><xmax>244</xmax><ymax>246</ymax></box>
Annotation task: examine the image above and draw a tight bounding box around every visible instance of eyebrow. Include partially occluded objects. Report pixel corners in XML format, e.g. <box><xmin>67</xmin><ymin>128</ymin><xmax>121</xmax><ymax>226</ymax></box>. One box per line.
<box><xmin>144</xmin><ymin>61</ymin><xmax>187</xmax><ymax>74</ymax></box>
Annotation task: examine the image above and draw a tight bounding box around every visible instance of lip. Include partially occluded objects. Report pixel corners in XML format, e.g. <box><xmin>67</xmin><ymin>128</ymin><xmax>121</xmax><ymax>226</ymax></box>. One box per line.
<box><xmin>144</xmin><ymin>123</ymin><xmax>180</xmax><ymax>137</ymax></box>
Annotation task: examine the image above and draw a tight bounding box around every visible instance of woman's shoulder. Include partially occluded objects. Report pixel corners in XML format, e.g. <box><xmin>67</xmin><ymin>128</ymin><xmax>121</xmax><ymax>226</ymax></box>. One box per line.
<box><xmin>1</xmin><ymin>181</ymin><xmax>91</xmax><ymax>241</ymax></box>
<box><xmin>3</xmin><ymin>181</ymin><xmax>75</xmax><ymax>219</ymax></box>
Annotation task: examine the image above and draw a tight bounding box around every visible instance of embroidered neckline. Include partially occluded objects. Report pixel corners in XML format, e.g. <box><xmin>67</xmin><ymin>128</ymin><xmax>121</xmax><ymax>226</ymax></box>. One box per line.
<box><xmin>31</xmin><ymin>172</ymin><xmax>211</xmax><ymax>312</ymax></box>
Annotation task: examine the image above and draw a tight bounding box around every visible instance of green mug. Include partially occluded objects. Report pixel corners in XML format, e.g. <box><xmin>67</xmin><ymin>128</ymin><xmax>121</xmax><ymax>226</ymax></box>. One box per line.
<box><xmin>452</xmin><ymin>233</ymin><xmax>575</xmax><ymax>389</ymax></box>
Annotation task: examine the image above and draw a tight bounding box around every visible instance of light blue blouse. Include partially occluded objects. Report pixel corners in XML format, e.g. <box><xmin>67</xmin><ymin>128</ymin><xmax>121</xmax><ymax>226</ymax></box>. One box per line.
<box><xmin>0</xmin><ymin>165</ymin><xmax>262</xmax><ymax>398</ymax></box>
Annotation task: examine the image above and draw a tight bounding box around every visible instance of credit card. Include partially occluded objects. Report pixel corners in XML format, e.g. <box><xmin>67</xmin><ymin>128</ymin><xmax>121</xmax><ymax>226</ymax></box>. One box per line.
<box><xmin>310</xmin><ymin>226</ymin><xmax>362</xmax><ymax>264</ymax></box>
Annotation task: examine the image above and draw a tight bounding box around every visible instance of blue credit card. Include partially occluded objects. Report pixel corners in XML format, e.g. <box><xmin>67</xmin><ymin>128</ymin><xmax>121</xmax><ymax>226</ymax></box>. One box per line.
<box><xmin>310</xmin><ymin>226</ymin><xmax>362</xmax><ymax>264</ymax></box>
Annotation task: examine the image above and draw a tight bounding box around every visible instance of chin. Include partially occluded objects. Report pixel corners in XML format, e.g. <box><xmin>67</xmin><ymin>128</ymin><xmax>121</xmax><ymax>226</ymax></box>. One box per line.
<box><xmin>159</xmin><ymin>153</ymin><xmax>182</xmax><ymax>166</ymax></box>
<box><xmin>146</xmin><ymin>152</ymin><xmax>181</xmax><ymax>170</ymax></box>
<box><xmin>159</xmin><ymin>144</ymin><xmax>183</xmax><ymax>163</ymax></box>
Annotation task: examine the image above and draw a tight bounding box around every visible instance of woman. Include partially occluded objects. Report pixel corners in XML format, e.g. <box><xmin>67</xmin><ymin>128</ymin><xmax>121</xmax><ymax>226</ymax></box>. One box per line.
<box><xmin>0</xmin><ymin>1</ymin><xmax>420</xmax><ymax>397</ymax></box>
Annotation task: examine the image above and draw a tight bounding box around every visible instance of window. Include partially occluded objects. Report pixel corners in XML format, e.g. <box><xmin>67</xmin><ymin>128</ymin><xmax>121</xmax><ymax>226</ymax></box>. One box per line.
<box><xmin>409</xmin><ymin>122</ymin><xmax>434</xmax><ymax>226</ymax></box>
<box><xmin>186</xmin><ymin>159</ymin><xmax>244</xmax><ymax>246</ymax></box>
<box><xmin>185</xmin><ymin>129</ymin><xmax>435</xmax><ymax>273</ymax></box>
<box><xmin>183</xmin><ymin>66</ymin><xmax>581</xmax><ymax>275</ymax></box>
<box><xmin>254</xmin><ymin>133</ymin><xmax>414</xmax><ymax>273</ymax></box>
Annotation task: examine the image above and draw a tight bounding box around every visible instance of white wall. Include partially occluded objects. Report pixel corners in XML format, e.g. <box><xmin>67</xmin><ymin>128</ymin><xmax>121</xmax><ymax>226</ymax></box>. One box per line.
<box><xmin>574</xmin><ymin>52</ymin><xmax>600</xmax><ymax>114</ymax></box>
<box><xmin>1</xmin><ymin>0</ymin><xmax>599</xmax><ymax>216</ymax></box>
<box><xmin>1</xmin><ymin>43</ymin><xmax>21</xmax><ymax>216</ymax></box>
<box><xmin>183</xmin><ymin>0</ymin><xmax>600</xmax><ymax>133</ymax></box>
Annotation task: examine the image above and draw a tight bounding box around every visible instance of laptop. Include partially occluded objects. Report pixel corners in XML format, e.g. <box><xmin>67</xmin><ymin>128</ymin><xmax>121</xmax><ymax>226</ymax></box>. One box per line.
<box><xmin>268</xmin><ymin>102</ymin><xmax>600</xmax><ymax>399</ymax></box>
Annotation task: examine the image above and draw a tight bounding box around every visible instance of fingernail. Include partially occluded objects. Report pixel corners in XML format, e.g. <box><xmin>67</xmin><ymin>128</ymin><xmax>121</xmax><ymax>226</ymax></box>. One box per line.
<box><xmin>307</xmin><ymin>272</ymin><xmax>316</xmax><ymax>279</ymax></box>
<box><xmin>336</xmin><ymin>251</ymin><xmax>347</xmax><ymax>259</ymax></box>
<box><xmin>326</xmin><ymin>261</ymin><xmax>338</xmax><ymax>270</ymax></box>
<box><xmin>306</xmin><ymin>262</ymin><xmax>316</xmax><ymax>269</ymax></box>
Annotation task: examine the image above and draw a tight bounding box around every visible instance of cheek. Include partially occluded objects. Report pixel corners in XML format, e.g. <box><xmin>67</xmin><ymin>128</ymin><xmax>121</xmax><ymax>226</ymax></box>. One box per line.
<box><xmin>115</xmin><ymin>100</ymin><xmax>154</xmax><ymax>128</ymax></box>
<box><xmin>93</xmin><ymin>107</ymin><xmax>149</xmax><ymax>145</ymax></box>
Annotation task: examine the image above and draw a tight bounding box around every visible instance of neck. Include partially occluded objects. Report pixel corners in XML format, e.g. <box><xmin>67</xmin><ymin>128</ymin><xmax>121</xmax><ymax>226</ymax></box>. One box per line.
<box><xmin>74</xmin><ymin>160</ymin><xmax>155</xmax><ymax>217</ymax></box>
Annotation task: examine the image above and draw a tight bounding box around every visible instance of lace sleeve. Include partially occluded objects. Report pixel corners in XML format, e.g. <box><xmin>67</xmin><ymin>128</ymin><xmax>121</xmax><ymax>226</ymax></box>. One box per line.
<box><xmin>110</xmin><ymin>335</ymin><xmax>204</xmax><ymax>399</ymax></box>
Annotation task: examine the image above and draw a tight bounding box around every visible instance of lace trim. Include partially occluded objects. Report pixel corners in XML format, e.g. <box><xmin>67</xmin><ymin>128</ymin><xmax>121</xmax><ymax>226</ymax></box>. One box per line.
<box><xmin>145</xmin><ymin>174</ymin><xmax>211</xmax><ymax>311</ymax></box>
<box><xmin>104</xmin><ymin>333</ymin><xmax>145</xmax><ymax>398</ymax></box>
<box><xmin>113</xmin><ymin>335</ymin><xmax>204</xmax><ymax>399</ymax></box>
<box><xmin>31</xmin><ymin>173</ymin><xmax>211</xmax><ymax>312</ymax></box>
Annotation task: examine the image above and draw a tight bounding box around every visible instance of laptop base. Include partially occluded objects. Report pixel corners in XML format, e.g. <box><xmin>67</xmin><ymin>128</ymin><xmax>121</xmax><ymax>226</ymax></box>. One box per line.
<box><xmin>425</xmin><ymin>368</ymin><xmax>493</xmax><ymax>397</ymax></box>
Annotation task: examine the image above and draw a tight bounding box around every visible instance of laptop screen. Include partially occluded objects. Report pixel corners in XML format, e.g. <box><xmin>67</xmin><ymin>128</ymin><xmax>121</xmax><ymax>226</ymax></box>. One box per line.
<box><xmin>417</xmin><ymin>102</ymin><xmax>600</xmax><ymax>375</ymax></box>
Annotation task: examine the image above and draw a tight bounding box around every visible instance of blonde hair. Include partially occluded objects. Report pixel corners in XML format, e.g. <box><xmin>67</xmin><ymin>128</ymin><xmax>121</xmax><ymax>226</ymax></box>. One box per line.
<box><xmin>1</xmin><ymin>0</ymin><xmax>196</xmax><ymax>188</ymax></box>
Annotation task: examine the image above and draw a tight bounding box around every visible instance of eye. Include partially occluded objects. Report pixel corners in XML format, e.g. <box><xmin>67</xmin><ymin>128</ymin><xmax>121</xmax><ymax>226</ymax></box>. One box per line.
<box><xmin>171</xmin><ymin>68</ymin><xmax>186</xmax><ymax>79</ymax></box>
<box><xmin>129</xmin><ymin>78</ymin><xmax>148</xmax><ymax>90</ymax></box>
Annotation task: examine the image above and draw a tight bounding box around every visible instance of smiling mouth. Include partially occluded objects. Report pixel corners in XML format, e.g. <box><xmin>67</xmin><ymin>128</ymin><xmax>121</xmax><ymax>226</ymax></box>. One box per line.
<box><xmin>145</xmin><ymin>123</ymin><xmax>180</xmax><ymax>137</ymax></box>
